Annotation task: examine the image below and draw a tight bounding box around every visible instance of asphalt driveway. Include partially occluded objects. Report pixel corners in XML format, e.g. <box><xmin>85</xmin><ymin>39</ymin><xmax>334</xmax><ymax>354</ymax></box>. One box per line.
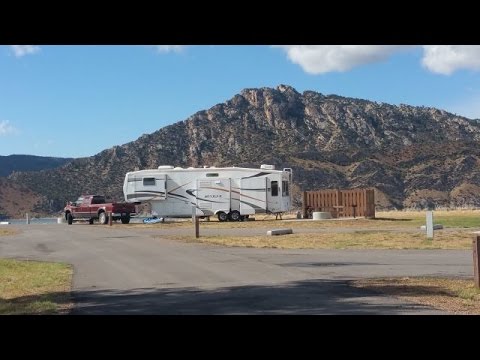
<box><xmin>0</xmin><ymin>224</ymin><xmax>472</xmax><ymax>314</ymax></box>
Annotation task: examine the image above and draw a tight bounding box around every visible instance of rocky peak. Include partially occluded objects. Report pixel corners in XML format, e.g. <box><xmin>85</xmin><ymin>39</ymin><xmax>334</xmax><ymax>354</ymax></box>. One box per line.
<box><xmin>277</xmin><ymin>84</ymin><xmax>300</xmax><ymax>94</ymax></box>
<box><xmin>7</xmin><ymin>85</ymin><xmax>480</xmax><ymax>215</ymax></box>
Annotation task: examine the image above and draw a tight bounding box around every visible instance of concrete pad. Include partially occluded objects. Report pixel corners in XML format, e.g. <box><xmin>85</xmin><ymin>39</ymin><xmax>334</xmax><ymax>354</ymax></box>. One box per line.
<box><xmin>267</xmin><ymin>229</ymin><xmax>293</xmax><ymax>236</ymax></box>
<box><xmin>420</xmin><ymin>224</ymin><xmax>443</xmax><ymax>230</ymax></box>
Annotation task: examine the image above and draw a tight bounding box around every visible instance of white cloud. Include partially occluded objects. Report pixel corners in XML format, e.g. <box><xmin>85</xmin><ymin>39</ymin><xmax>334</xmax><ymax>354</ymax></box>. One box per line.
<box><xmin>10</xmin><ymin>45</ymin><xmax>41</xmax><ymax>57</ymax></box>
<box><xmin>421</xmin><ymin>45</ymin><xmax>480</xmax><ymax>75</ymax></box>
<box><xmin>276</xmin><ymin>45</ymin><xmax>412</xmax><ymax>74</ymax></box>
<box><xmin>0</xmin><ymin>120</ymin><xmax>16</xmax><ymax>136</ymax></box>
<box><xmin>277</xmin><ymin>45</ymin><xmax>480</xmax><ymax>76</ymax></box>
<box><xmin>152</xmin><ymin>45</ymin><xmax>185</xmax><ymax>53</ymax></box>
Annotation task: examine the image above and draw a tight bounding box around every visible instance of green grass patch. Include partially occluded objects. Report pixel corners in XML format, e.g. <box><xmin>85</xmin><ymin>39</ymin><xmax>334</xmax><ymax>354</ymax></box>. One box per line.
<box><xmin>0</xmin><ymin>259</ymin><xmax>73</xmax><ymax>315</ymax></box>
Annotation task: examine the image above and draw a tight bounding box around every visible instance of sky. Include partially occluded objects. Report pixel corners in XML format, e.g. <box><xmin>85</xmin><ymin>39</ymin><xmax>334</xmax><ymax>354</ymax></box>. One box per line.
<box><xmin>1</xmin><ymin>45</ymin><xmax>480</xmax><ymax>158</ymax></box>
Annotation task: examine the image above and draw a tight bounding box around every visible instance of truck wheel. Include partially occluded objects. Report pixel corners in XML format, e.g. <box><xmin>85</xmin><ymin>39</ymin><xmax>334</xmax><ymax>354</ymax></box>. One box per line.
<box><xmin>121</xmin><ymin>216</ymin><xmax>130</xmax><ymax>224</ymax></box>
<box><xmin>229</xmin><ymin>210</ymin><xmax>241</xmax><ymax>221</ymax></box>
<box><xmin>98</xmin><ymin>212</ymin><xmax>108</xmax><ymax>225</ymax></box>
<box><xmin>67</xmin><ymin>213</ymin><xmax>73</xmax><ymax>225</ymax></box>
<box><xmin>217</xmin><ymin>212</ymin><xmax>228</xmax><ymax>222</ymax></box>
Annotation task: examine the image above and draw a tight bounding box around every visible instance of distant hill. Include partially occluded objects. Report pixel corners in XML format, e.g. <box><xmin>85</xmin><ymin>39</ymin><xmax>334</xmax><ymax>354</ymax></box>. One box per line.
<box><xmin>0</xmin><ymin>155</ymin><xmax>72</xmax><ymax>177</ymax></box>
<box><xmin>6</xmin><ymin>85</ymin><xmax>480</xmax><ymax>216</ymax></box>
<box><xmin>0</xmin><ymin>177</ymin><xmax>45</xmax><ymax>218</ymax></box>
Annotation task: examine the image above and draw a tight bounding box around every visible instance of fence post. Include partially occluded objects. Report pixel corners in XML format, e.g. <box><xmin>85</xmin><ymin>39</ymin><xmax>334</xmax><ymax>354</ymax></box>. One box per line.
<box><xmin>474</xmin><ymin>235</ymin><xmax>480</xmax><ymax>289</ymax></box>
<box><xmin>192</xmin><ymin>206</ymin><xmax>199</xmax><ymax>238</ymax></box>
<box><xmin>302</xmin><ymin>192</ymin><xmax>307</xmax><ymax>219</ymax></box>
<box><xmin>195</xmin><ymin>216</ymin><xmax>200</xmax><ymax>238</ymax></box>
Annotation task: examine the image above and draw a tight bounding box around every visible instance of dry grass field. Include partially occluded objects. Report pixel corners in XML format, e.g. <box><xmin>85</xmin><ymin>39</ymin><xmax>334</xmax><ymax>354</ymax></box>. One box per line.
<box><xmin>122</xmin><ymin>210</ymin><xmax>480</xmax><ymax>250</ymax></box>
<box><xmin>353</xmin><ymin>277</ymin><xmax>480</xmax><ymax>315</ymax></box>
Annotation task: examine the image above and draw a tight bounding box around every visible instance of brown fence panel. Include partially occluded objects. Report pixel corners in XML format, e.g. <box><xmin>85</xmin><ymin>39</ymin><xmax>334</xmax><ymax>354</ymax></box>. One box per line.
<box><xmin>302</xmin><ymin>188</ymin><xmax>375</xmax><ymax>219</ymax></box>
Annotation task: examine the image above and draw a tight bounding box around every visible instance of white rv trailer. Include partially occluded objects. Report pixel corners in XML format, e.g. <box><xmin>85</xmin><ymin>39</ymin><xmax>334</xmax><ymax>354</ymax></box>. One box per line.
<box><xmin>123</xmin><ymin>165</ymin><xmax>292</xmax><ymax>221</ymax></box>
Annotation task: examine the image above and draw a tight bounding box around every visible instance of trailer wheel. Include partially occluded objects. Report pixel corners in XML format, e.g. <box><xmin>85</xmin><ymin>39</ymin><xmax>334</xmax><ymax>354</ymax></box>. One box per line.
<box><xmin>121</xmin><ymin>215</ymin><xmax>130</xmax><ymax>224</ymax></box>
<box><xmin>217</xmin><ymin>212</ymin><xmax>228</xmax><ymax>222</ymax></box>
<box><xmin>229</xmin><ymin>210</ymin><xmax>241</xmax><ymax>222</ymax></box>
<box><xmin>67</xmin><ymin>213</ymin><xmax>73</xmax><ymax>225</ymax></box>
<box><xmin>98</xmin><ymin>211</ymin><xmax>108</xmax><ymax>225</ymax></box>
<box><xmin>89</xmin><ymin>218</ymin><xmax>94</xmax><ymax>225</ymax></box>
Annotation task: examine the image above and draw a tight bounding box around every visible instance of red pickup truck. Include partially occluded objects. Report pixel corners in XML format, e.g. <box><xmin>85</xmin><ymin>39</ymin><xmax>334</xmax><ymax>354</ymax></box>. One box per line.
<box><xmin>64</xmin><ymin>195</ymin><xmax>136</xmax><ymax>225</ymax></box>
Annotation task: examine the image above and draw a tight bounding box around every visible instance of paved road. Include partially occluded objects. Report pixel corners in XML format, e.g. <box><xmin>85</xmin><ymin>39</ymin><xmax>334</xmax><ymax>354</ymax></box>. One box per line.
<box><xmin>0</xmin><ymin>224</ymin><xmax>473</xmax><ymax>314</ymax></box>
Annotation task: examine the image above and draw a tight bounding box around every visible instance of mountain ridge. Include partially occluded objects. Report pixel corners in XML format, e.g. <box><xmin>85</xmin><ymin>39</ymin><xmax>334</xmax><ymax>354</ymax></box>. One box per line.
<box><xmin>0</xmin><ymin>154</ymin><xmax>73</xmax><ymax>177</ymax></box>
<box><xmin>4</xmin><ymin>84</ymin><xmax>480</xmax><ymax>216</ymax></box>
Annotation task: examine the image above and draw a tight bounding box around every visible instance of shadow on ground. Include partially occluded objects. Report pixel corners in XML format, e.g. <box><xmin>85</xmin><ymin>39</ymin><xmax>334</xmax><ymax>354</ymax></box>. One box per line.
<box><xmin>70</xmin><ymin>279</ymin><xmax>442</xmax><ymax>315</ymax></box>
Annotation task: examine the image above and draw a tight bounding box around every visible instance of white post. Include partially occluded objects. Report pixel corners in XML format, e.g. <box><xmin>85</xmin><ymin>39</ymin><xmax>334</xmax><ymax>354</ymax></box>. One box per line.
<box><xmin>426</xmin><ymin>211</ymin><xmax>434</xmax><ymax>239</ymax></box>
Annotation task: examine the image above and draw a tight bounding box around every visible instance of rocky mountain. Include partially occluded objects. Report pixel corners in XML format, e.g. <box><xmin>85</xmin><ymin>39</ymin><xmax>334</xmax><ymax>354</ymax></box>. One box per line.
<box><xmin>5</xmin><ymin>84</ymin><xmax>480</xmax><ymax>216</ymax></box>
<box><xmin>0</xmin><ymin>155</ymin><xmax>72</xmax><ymax>177</ymax></box>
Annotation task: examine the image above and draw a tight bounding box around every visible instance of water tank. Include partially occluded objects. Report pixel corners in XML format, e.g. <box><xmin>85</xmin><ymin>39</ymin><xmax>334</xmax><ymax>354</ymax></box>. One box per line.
<box><xmin>158</xmin><ymin>165</ymin><xmax>174</xmax><ymax>169</ymax></box>
<box><xmin>312</xmin><ymin>212</ymin><xmax>332</xmax><ymax>220</ymax></box>
<box><xmin>260</xmin><ymin>164</ymin><xmax>275</xmax><ymax>170</ymax></box>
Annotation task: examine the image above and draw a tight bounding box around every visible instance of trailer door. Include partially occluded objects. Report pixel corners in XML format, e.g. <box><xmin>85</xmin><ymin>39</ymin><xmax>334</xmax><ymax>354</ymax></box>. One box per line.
<box><xmin>240</xmin><ymin>177</ymin><xmax>267</xmax><ymax>215</ymax></box>
<box><xmin>266</xmin><ymin>177</ymin><xmax>282</xmax><ymax>213</ymax></box>
<box><xmin>196</xmin><ymin>178</ymin><xmax>231</xmax><ymax>215</ymax></box>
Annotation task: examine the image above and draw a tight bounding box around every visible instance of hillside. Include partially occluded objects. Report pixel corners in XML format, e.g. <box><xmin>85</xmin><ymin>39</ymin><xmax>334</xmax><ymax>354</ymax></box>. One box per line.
<box><xmin>0</xmin><ymin>155</ymin><xmax>72</xmax><ymax>177</ymax></box>
<box><xmin>0</xmin><ymin>178</ymin><xmax>46</xmax><ymax>218</ymax></box>
<box><xmin>6</xmin><ymin>85</ymin><xmax>480</xmax><ymax>216</ymax></box>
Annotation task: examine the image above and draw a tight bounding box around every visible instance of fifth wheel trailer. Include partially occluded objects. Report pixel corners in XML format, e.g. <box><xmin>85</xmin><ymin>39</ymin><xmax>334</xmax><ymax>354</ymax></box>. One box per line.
<box><xmin>123</xmin><ymin>165</ymin><xmax>292</xmax><ymax>221</ymax></box>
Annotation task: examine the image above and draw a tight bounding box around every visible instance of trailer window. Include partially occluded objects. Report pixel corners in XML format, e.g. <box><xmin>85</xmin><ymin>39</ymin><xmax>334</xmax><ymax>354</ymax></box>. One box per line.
<box><xmin>206</xmin><ymin>173</ymin><xmax>219</xmax><ymax>177</ymax></box>
<box><xmin>282</xmin><ymin>181</ymin><xmax>289</xmax><ymax>196</ymax></box>
<box><xmin>143</xmin><ymin>177</ymin><xmax>156</xmax><ymax>186</ymax></box>
<box><xmin>271</xmin><ymin>181</ymin><xmax>278</xmax><ymax>197</ymax></box>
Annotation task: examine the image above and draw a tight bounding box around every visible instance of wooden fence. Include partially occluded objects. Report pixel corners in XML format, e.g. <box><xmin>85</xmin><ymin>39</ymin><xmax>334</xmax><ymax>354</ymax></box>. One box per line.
<box><xmin>302</xmin><ymin>189</ymin><xmax>375</xmax><ymax>219</ymax></box>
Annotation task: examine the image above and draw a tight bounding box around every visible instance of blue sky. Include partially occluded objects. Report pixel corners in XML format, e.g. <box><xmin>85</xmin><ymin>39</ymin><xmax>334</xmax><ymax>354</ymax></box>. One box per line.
<box><xmin>1</xmin><ymin>45</ymin><xmax>480</xmax><ymax>158</ymax></box>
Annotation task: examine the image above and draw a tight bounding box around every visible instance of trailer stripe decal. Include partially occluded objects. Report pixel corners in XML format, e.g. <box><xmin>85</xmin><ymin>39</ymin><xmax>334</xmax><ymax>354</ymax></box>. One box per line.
<box><xmin>196</xmin><ymin>197</ymin><xmax>226</xmax><ymax>204</ymax></box>
<box><xmin>126</xmin><ymin>191</ymin><xmax>165</xmax><ymax>200</ymax></box>
<box><xmin>169</xmin><ymin>181</ymin><xmax>193</xmax><ymax>193</ymax></box>
<box><xmin>198</xmin><ymin>187</ymin><xmax>230</xmax><ymax>193</ymax></box>
<box><xmin>241</xmin><ymin>172</ymin><xmax>270</xmax><ymax>179</ymax></box>
<box><xmin>231</xmin><ymin>189</ymin><xmax>266</xmax><ymax>203</ymax></box>
<box><xmin>185</xmin><ymin>189</ymin><xmax>227</xmax><ymax>204</ymax></box>
<box><xmin>168</xmin><ymin>192</ymin><xmax>189</xmax><ymax>200</ymax></box>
